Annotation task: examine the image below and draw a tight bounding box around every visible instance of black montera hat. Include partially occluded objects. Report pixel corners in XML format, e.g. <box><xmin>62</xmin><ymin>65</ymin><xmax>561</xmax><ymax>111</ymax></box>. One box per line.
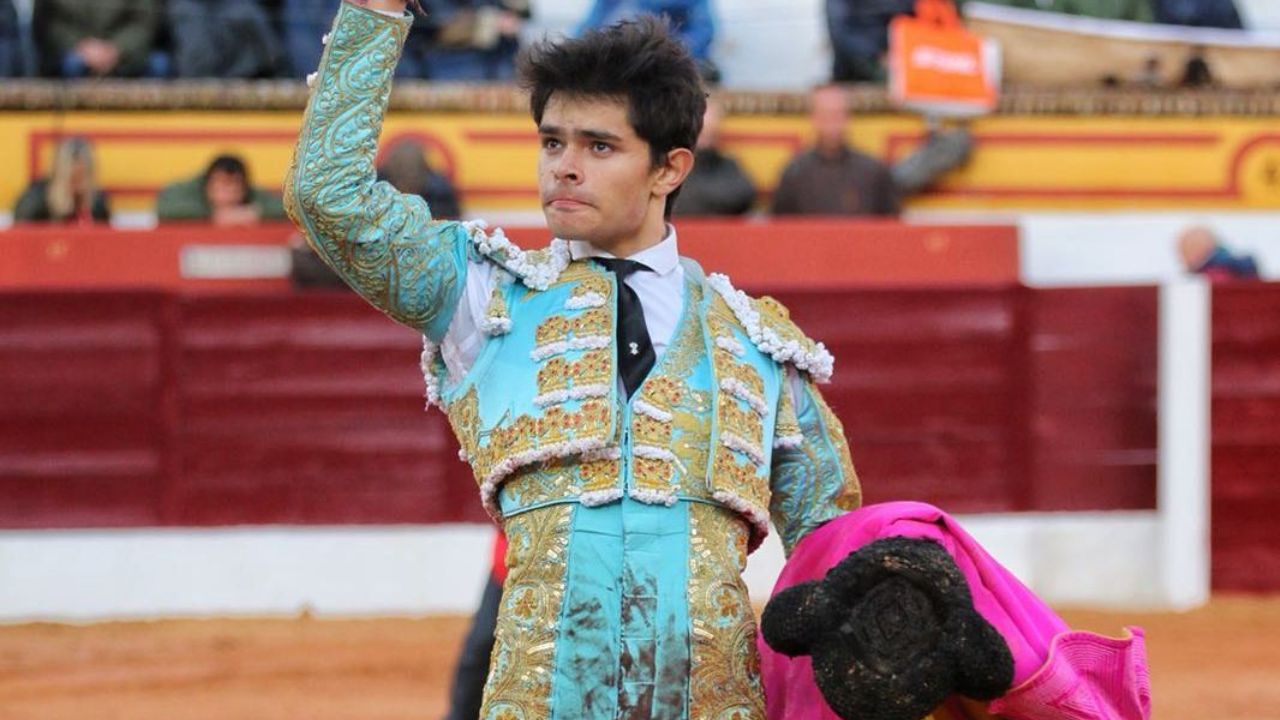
<box><xmin>760</xmin><ymin>536</ymin><xmax>1014</xmax><ymax>720</ymax></box>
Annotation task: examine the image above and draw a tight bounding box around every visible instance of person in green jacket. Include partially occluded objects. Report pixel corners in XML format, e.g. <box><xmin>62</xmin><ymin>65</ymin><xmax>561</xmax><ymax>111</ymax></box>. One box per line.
<box><xmin>34</xmin><ymin>0</ymin><xmax>162</xmax><ymax>77</ymax></box>
<box><xmin>156</xmin><ymin>154</ymin><xmax>287</xmax><ymax>225</ymax></box>
<box><xmin>969</xmin><ymin>0</ymin><xmax>1154</xmax><ymax>22</ymax></box>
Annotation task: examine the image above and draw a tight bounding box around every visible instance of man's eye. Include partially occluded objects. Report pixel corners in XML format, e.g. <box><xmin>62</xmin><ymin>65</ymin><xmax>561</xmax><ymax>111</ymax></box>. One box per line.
<box><xmin>542</xmin><ymin>138</ymin><xmax>561</xmax><ymax>149</ymax></box>
<box><xmin>592</xmin><ymin>142</ymin><xmax>612</xmax><ymax>153</ymax></box>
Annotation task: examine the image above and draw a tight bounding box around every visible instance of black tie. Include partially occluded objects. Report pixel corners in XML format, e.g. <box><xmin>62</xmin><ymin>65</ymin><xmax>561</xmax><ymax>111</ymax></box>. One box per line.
<box><xmin>594</xmin><ymin>258</ymin><xmax>656</xmax><ymax>399</ymax></box>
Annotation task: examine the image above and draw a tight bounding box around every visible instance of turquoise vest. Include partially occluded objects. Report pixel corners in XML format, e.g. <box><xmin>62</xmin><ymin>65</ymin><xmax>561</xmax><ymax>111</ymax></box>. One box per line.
<box><xmin>424</xmin><ymin>232</ymin><xmax>835</xmax><ymax>551</ymax></box>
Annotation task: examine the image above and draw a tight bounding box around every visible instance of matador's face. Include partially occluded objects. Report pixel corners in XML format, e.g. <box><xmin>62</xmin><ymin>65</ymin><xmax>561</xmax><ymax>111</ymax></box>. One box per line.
<box><xmin>536</xmin><ymin>94</ymin><xmax>684</xmax><ymax>254</ymax></box>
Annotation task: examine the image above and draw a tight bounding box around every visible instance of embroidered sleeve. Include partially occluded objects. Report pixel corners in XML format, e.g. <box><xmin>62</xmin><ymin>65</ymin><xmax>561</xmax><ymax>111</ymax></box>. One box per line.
<box><xmin>284</xmin><ymin>2</ymin><xmax>468</xmax><ymax>342</ymax></box>
<box><xmin>768</xmin><ymin>374</ymin><xmax>862</xmax><ymax>556</ymax></box>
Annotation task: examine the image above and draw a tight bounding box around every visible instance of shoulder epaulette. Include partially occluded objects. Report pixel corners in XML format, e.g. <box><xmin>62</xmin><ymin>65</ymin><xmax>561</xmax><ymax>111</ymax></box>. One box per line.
<box><xmin>705</xmin><ymin>272</ymin><xmax>835</xmax><ymax>383</ymax></box>
<box><xmin>461</xmin><ymin>220</ymin><xmax>570</xmax><ymax>291</ymax></box>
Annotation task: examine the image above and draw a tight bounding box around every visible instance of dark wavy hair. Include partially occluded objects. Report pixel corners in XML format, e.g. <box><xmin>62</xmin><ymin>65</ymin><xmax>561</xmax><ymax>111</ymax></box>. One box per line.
<box><xmin>518</xmin><ymin>15</ymin><xmax>707</xmax><ymax>218</ymax></box>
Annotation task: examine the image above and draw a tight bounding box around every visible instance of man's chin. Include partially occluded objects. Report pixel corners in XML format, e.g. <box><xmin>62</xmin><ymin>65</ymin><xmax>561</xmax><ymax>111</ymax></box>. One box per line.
<box><xmin>545</xmin><ymin>217</ymin><xmax>595</xmax><ymax>243</ymax></box>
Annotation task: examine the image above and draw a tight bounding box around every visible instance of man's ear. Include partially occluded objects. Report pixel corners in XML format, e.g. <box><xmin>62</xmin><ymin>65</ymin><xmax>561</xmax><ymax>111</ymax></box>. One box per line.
<box><xmin>653</xmin><ymin>147</ymin><xmax>695</xmax><ymax>199</ymax></box>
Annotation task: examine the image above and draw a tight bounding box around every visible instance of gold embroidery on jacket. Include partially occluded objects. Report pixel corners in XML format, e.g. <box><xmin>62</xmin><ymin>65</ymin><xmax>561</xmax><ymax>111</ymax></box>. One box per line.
<box><xmin>482</xmin><ymin>504</ymin><xmax>573</xmax><ymax>719</ymax></box>
<box><xmin>707</xmin><ymin>297</ymin><xmax>772</xmax><ymax>518</ymax></box>
<box><xmin>687</xmin><ymin>502</ymin><xmax>765</xmax><ymax>720</ymax></box>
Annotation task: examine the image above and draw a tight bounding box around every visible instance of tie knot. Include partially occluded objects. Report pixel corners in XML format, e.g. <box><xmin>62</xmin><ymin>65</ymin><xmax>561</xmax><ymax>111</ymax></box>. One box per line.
<box><xmin>594</xmin><ymin>257</ymin><xmax>651</xmax><ymax>279</ymax></box>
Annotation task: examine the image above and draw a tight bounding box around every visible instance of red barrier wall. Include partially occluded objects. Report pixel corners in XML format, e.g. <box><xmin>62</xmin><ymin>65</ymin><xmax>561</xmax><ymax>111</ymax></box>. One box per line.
<box><xmin>0</xmin><ymin>221</ymin><xmax>1019</xmax><ymax>290</ymax></box>
<box><xmin>0</xmin><ymin>285</ymin><xmax>1158</xmax><ymax>531</ymax></box>
<box><xmin>1211</xmin><ymin>284</ymin><xmax>1280</xmax><ymax>592</ymax></box>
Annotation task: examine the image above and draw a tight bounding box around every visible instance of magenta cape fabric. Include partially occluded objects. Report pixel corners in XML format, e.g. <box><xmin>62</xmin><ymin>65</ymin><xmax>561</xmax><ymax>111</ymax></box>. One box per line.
<box><xmin>757</xmin><ymin>502</ymin><xmax>1152</xmax><ymax>720</ymax></box>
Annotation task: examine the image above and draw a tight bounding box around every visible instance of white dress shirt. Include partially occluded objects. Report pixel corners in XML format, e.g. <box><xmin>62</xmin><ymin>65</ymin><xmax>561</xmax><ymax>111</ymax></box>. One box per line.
<box><xmin>439</xmin><ymin>225</ymin><xmax>806</xmax><ymax>404</ymax></box>
<box><xmin>439</xmin><ymin>226</ymin><xmax>685</xmax><ymax>383</ymax></box>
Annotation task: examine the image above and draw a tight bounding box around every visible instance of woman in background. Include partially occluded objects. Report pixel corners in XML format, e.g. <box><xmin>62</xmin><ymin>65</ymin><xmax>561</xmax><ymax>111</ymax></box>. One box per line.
<box><xmin>14</xmin><ymin>137</ymin><xmax>111</xmax><ymax>224</ymax></box>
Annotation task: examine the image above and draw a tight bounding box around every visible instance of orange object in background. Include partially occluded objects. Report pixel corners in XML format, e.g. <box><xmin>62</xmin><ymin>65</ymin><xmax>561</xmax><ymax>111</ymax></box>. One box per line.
<box><xmin>889</xmin><ymin>0</ymin><xmax>998</xmax><ymax>117</ymax></box>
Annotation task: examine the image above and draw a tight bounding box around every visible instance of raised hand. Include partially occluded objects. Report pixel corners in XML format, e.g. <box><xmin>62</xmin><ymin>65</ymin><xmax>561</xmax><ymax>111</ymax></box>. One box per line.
<box><xmin>346</xmin><ymin>0</ymin><xmax>424</xmax><ymax>14</ymax></box>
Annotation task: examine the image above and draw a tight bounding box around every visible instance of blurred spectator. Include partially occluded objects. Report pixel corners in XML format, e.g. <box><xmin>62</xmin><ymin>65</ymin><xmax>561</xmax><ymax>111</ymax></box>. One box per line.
<box><xmin>578</xmin><ymin>0</ymin><xmax>715</xmax><ymax>68</ymax></box>
<box><xmin>890</xmin><ymin>122</ymin><xmax>974</xmax><ymax>196</ymax></box>
<box><xmin>1177</xmin><ymin>225</ymin><xmax>1260</xmax><ymax>281</ymax></box>
<box><xmin>34</xmin><ymin>0</ymin><xmax>163</xmax><ymax>78</ymax></box>
<box><xmin>168</xmin><ymin>0</ymin><xmax>279</xmax><ymax>78</ymax></box>
<box><xmin>973</xmin><ymin>0</ymin><xmax>1153</xmax><ymax>22</ymax></box>
<box><xmin>282</xmin><ymin>0</ymin><xmax>438</xmax><ymax>79</ymax></box>
<box><xmin>1179</xmin><ymin>45</ymin><xmax>1214</xmax><ymax>87</ymax></box>
<box><xmin>1153</xmin><ymin>0</ymin><xmax>1243</xmax><ymax>28</ymax></box>
<box><xmin>1137</xmin><ymin>54</ymin><xmax>1163</xmax><ymax>88</ymax></box>
<box><xmin>377</xmin><ymin>139</ymin><xmax>463</xmax><ymax>219</ymax></box>
<box><xmin>281</xmin><ymin>0</ymin><xmax>334</xmax><ymax>77</ymax></box>
<box><xmin>825</xmin><ymin>0</ymin><xmax>913</xmax><ymax>83</ymax></box>
<box><xmin>674</xmin><ymin>95</ymin><xmax>757</xmax><ymax>217</ymax></box>
<box><xmin>156</xmin><ymin>154</ymin><xmax>287</xmax><ymax>226</ymax></box>
<box><xmin>13</xmin><ymin>137</ymin><xmax>111</xmax><ymax>224</ymax></box>
<box><xmin>419</xmin><ymin>0</ymin><xmax>529</xmax><ymax>81</ymax></box>
<box><xmin>771</xmin><ymin>84</ymin><xmax>900</xmax><ymax>217</ymax></box>
<box><xmin>0</xmin><ymin>0</ymin><xmax>35</xmax><ymax>77</ymax></box>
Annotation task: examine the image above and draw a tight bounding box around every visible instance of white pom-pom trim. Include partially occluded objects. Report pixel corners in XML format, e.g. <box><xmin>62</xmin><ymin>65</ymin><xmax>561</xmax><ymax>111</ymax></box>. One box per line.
<box><xmin>480</xmin><ymin>315</ymin><xmax>512</xmax><ymax>336</ymax></box>
<box><xmin>720</xmin><ymin>378</ymin><xmax>768</xmax><ymax>418</ymax></box>
<box><xmin>477</xmin><ymin>436</ymin><xmax>613</xmax><ymax>519</ymax></box>
<box><xmin>581</xmin><ymin>488</ymin><xmax>624</xmax><ymax>507</ymax></box>
<box><xmin>721</xmin><ymin>431</ymin><xmax>766</xmax><ymax>466</ymax></box>
<box><xmin>305</xmin><ymin>72</ymin><xmax>318</xmax><ymax>89</ymax></box>
<box><xmin>530</xmin><ymin>335</ymin><xmax>611</xmax><ymax>362</ymax></box>
<box><xmin>773</xmin><ymin>434</ymin><xmax>805</xmax><ymax>450</ymax></box>
<box><xmin>464</xmin><ymin>221</ymin><xmax>571</xmax><ymax>291</ymax></box>
<box><xmin>580</xmin><ymin>446</ymin><xmax>622</xmax><ymax>463</ymax></box>
<box><xmin>633</xmin><ymin>444</ymin><xmax>679</xmax><ymax>463</ymax></box>
<box><xmin>532</xmin><ymin>383</ymin><xmax>611</xmax><ymax>408</ymax></box>
<box><xmin>630</xmin><ymin>488</ymin><xmax>678</xmax><ymax>507</ymax></box>
<box><xmin>566</xmin><ymin>292</ymin><xmax>607</xmax><ymax>310</ymax></box>
<box><xmin>715</xmin><ymin>335</ymin><xmax>746</xmax><ymax>357</ymax></box>
<box><xmin>633</xmin><ymin>400</ymin><xmax>673</xmax><ymax>423</ymax></box>
<box><xmin>420</xmin><ymin>336</ymin><xmax>441</xmax><ymax>409</ymax></box>
<box><xmin>712</xmin><ymin>490</ymin><xmax>770</xmax><ymax>551</ymax></box>
<box><xmin>706</xmin><ymin>273</ymin><xmax>835</xmax><ymax>383</ymax></box>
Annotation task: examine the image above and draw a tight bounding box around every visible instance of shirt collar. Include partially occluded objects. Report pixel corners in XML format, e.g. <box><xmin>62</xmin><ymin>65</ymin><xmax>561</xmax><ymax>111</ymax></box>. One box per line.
<box><xmin>567</xmin><ymin>225</ymin><xmax>680</xmax><ymax>277</ymax></box>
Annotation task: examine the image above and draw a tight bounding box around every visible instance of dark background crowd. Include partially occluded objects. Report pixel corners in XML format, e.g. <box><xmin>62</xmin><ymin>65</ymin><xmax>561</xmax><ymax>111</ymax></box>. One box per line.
<box><xmin>0</xmin><ymin>0</ymin><xmax>1249</xmax><ymax>82</ymax></box>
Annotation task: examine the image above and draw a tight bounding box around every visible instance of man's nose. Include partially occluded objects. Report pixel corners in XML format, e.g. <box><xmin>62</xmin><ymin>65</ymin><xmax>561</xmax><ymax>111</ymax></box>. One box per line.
<box><xmin>551</xmin><ymin>148</ymin><xmax>582</xmax><ymax>183</ymax></box>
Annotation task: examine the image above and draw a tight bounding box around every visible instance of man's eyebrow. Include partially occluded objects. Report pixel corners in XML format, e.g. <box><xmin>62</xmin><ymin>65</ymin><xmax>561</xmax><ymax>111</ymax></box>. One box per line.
<box><xmin>537</xmin><ymin>125</ymin><xmax>623</xmax><ymax>143</ymax></box>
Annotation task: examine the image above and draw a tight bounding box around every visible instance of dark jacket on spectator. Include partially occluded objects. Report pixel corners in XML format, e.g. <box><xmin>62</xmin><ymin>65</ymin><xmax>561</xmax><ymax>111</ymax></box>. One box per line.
<box><xmin>13</xmin><ymin>179</ymin><xmax>111</xmax><ymax>224</ymax></box>
<box><xmin>970</xmin><ymin>0</ymin><xmax>1153</xmax><ymax>22</ymax></box>
<box><xmin>825</xmin><ymin>0</ymin><xmax>914</xmax><ymax>83</ymax></box>
<box><xmin>771</xmin><ymin>146</ymin><xmax>900</xmax><ymax>217</ymax></box>
<box><xmin>0</xmin><ymin>0</ymin><xmax>32</xmax><ymax>77</ymax></box>
<box><xmin>1152</xmin><ymin>0</ymin><xmax>1242</xmax><ymax>28</ymax></box>
<box><xmin>35</xmin><ymin>0</ymin><xmax>160</xmax><ymax>77</ymax></box>
<box><xmin>168</xmin><ymin>0</ymin><xmax>280</xmax><ymax>78</ymax></box>
<box><xmin>579</xmin><ymin>0</ymin><xmax>714</xmax><ymax>61</ymax></box>
<box><xmin>1195</xmin><ymin>245</ymin><xmax>1260</xmax><ymax>281</ymax></box>
<box><xmin>155</xmin><ymin>174</ymin><xmax>287</xmax><ymax>222</ymax></box>
<box><xmin>675</xmin><ymin>148</ymin><xmax>757</xmax><ymax>217</ymax></box>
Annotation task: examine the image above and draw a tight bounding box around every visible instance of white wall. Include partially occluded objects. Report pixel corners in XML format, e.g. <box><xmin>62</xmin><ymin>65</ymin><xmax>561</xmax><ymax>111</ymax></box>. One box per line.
<box><xmin>1020</xmin><ymin>211</ymin><xmax>1280</xmax><ymax>286</ymax></box>
<box><xmin>528</xmin><ymin>0</ymin><xmax>829</xmax><ymax>89</ymax></box>
<box><xmin>0</xmin><ymin>510</ymin><xmax>1173</xmax><ymax>622</ymax></box>
<box><xmin>1237</xmin><ymin>0</ymin><xmax>1280</xmax><ymax>32</ymax></box>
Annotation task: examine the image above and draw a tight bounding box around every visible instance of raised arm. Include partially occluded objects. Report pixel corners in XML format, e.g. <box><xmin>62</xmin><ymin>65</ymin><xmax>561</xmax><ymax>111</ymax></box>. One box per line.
<box><xmin>284</xmin><ymin>0</ymin><xmax>469</xmax><ymax>341</ymax></box>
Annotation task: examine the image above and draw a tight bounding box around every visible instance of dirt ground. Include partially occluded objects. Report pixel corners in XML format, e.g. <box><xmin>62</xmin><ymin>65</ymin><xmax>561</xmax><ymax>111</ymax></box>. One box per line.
<box><xmin>0</xmin><ymin>595</ymin><xmax>1276</xmax><ymax>720</ymax></box>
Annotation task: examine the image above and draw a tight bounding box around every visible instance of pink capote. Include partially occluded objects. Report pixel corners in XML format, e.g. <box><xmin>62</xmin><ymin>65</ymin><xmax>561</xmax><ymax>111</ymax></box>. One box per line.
<box><xmin>758</xmin><ymin>502</ymin><xmax>1152</xmax><ymax>720</ymax></box>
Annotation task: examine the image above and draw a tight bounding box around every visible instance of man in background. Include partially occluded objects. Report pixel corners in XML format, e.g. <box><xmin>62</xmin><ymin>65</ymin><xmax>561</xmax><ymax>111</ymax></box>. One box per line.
<box><xmin>771</xmin><ymin>84</ymin><xmax>899</xmax><ymax>217</ymax></box>
<box><xmin>674</xmin><ymin>94</ymin><xmax>756</xmax><ymax>217</ymax></box>
<box><xmin>34</xmin><ymin>0</ymin><xmax>161</xmax><ymax>77</ymax></box>
<box><xmin>157</xmin><ymin>154</ymin><xmax>287</xmax><ymax>226</ymax></box>
<box><xmin>1177</xmin><ymin>224</ymin><xmax>1261</xmax><ymax>281</ymax></box>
